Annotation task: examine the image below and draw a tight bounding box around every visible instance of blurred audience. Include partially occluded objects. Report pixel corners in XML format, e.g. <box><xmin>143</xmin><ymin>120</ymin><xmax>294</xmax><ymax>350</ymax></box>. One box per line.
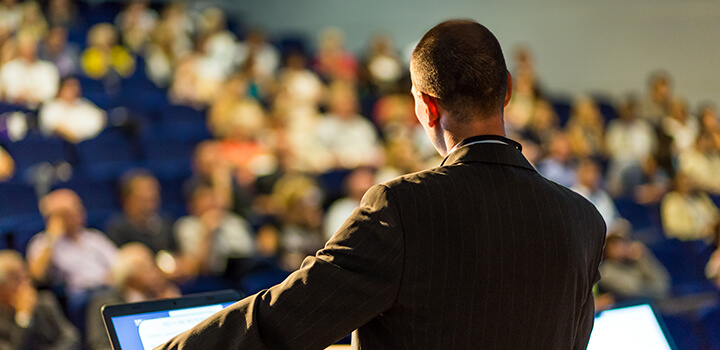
<box><xmin>313</xmin><ymin>27</ymin><xmax>357</xmax><ymax>82</ymax></box>
<box><xmin>38</xmin><ymin>76</ymin><xmax>106</xmax><ymax>143</ymax></box>
<box><xmin>0</xmin><ymin>250</ymin><xmax>80</xmax><ymax>350</ymax></box>
<box><xmin>114</xmin><ymin>0</ymin><xmax>157</xmax><ymax>53</ymax></box>
<box><xmin>86</xmin><ymin>243</ymin><xmax>179</xmax><ymax>350</ymax></box>
<box><xmin>598</xmin><ymin>234</ymin><xmax>671</xmax><ymax>301</ymax></box>
<box><xmin>0</xmin><ymin>32</ymin><xmax>59</xmax><ymax>106</ymax></box>
<box><xmin>26</xmin><ymin>189</ymin><xmax>117</xmax><ymax>328</ymax></box>
<box><xmin>639</xmin><ymin>71</ymin><xmax>673</xmax><ymax>125</ymax></box>
<box><xmin>566</xmin><ymin>96</ymin><xmax>605</xmax><ymax>158</ymax></box>
<box><xmin>537</xmin><ymin>132</ymin><xmax>576</xmax><ymax>188</ymax></box>
<box><xmin>106</xmin><ymin>170</ymin><xmax>176</xmax><ymax>254</ymax></box>
<box><xmin>38</xmin><ymin>26</ymin><xmax>79</xmax><ymax>78</ymax></box>
<box><xmin>571</xmin><ymin>158</ymin><xmax>621</xmax><ymax>232</ymax></box>
<box><xmin>661</xmin><ymin>97</ymin><xmax>699</xmax><ymax>157</ymax></box>
<box><xmin>677</xmin><ymin>131</ymin><xmax>720</xmax><ymax>194</ymax></box>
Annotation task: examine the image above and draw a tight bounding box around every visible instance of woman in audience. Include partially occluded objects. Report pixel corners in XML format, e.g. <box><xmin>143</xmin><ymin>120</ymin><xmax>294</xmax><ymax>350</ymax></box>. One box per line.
<box><xmin>38</xmin><ymin>76</ymin><xmax>106</xmax><ymax>143</ymax></box>
<box><xmin>114</xmin><ymin>0</ymin><xmax>157</xmax><ymax>53</ymax></box>
<box><xmin>312</xmin><ymin>27</ymin><xmax>357</xmax><ymax>82</ymax></box>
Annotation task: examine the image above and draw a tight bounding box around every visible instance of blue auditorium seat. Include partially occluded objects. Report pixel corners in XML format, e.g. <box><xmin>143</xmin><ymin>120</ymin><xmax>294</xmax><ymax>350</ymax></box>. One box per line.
<box><xmin>76</xmin><ymin>132</ymin><xmax>141</xmax><ymax>181</ymax></box>
<box><xmin>700</xmin><ymin>305</ymin><xmax>720</xmax><ymax>350</ymax></box>
<box><xmin>0</xmin><ymin>183</ymin><xmax>43</xmax><ymax>253</ymax></box>
<box><xmin>143</xmin><ymin>139</ymin><xmax>196</xmax><ymax>179</ymax></box>
<box><xmin>661</xmin><ymin>313</ymin><xmax>706</xmax><ymax>350</ymax></box>
<box><xmin>160</xmin><ymin>105</ymin><xmax>206</xmax><ymax>123</ymax></box>
<box><xmin>157</xmin><ymin>175</ymin><xmax>188</xmax><ymax>219</ymax></box>
<box><xmin>649</xmin><ymin>238</ymin><xmax>716</xmax><ymax>296</ymax></box>
<box><xmin>548</xmin><ymin>97</ymin><xmax>572</xmax><ymax>127</ymax></box>
<box><xmin>5</xmin><ymin>136</ymin><xmax>68</xmax><ymax>173</ymax></box>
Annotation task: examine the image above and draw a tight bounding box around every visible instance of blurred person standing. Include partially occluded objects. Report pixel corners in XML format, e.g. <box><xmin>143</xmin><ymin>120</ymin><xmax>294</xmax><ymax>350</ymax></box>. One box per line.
<box><xmin>38</xmin><ymin>76</ymin><xmax>106</xmax><ymax>143</ymax></box>
<box><xmin>157</xmin><ymin>20</ymin><xmax>605</xmax><ymax>350</ymax></box>
<box><xmin>26</xmin><ymin>189</ymin><xmax>117</xmax><ymax>329</ymax></box>
<box><xmin>0</xmin><ymin>32</ymin><xmax>59</xmax><ymax>106</ymax></box>
<box><xmin>0</xmin><ymin>250</ymin><xmax>80</xmax><ymax>350</ymax></box>
<box><xmin>86</xmin><ymin>243</ymin><xmax>179</xmax><ymax>350</ymax></box>
<box><xmin>661</xmin><ymin>172</ymin><xmax>720</xmax><ymax>240</ymax></box>
<box><xmin>106</xmin><ymin>170</ymin><xmax>176</xmax><ymax>254</ymax></box>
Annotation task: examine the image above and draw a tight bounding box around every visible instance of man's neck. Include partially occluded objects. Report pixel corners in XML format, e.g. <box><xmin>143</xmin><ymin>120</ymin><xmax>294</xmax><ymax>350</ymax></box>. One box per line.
<box><xmin>441</xmin><ymin>115</ymin><xmax>506</xmax><ymax>157</ymax></box>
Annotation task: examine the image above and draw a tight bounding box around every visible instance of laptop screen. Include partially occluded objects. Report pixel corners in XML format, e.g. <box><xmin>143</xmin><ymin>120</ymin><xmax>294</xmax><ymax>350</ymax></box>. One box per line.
<box><xmin>102</xmin><ymin>290</ymin><xmax>242</xmax><ymax>350</ymax></box>
<box><xmin>587</xmin><ymin>303</ymin><xmax>674</xmax><ymax>350</ymax></box>
<box><xmin>110</xmin><ymin>302</ymin><xmax>235</xmax><ymax>350</ymax></box>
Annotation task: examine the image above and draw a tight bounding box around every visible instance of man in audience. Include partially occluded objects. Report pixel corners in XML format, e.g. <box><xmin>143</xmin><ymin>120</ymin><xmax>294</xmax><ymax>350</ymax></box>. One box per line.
<box><xmin>661</xmin><ymin>172</ymin><xmax>720</xmax><ymax>240</ymax></box>
<box><xmin>38</xmin><ymin>26</ymin><xmax>78</xmax><ymax>78</ymax></box>
<box><xmin>677</xmin><ymin>131</ymin><xmax>720</xmax><ymax>194</ymax></box>
<box><xmin>86</xmin><ymin>243</ymin><xmax>179</xmax><ymax>350</ymax></box>
<box><xmin>0</xmin><ymin>31</ymin><xmax>59</xmax><ymax>106</ymax></box>
<box><xmin>106</xmin><ymin>170</ymin><xmax>176</xmax><ymax>254</ymax></box>
<box><xmin>639</xmin><ymin>71</ymin><xmax>673</xmax><ymax>125</ymax></box>
<box><xmin>323</xmin><ymin>167</ymin><xmax>375</xmax><ymax>240</ymax></box>
<box><xmin>39</xmin><ymin>76</ymin><xmax>106</xmax><ymax>143</ymax></box>
<box><xmin>174</xmin><ymin>186</ymin><xmax>255</xmax><ymax>278</ymax></box>
<box><xmin>537</xmin><ymin>131</ymin><xmax>577</xmax><ymax>188</ymax></box>
<box><xmin>572</xmin><ymin>158</ymin><xmax>622</xmax><ymax>233</ymax></box>
<box><xmin>0</xmin><ymin>250</ymin><xmax>80</xmax><ymax>350</ymax></box>
<box><xmin>598</xmin><ymin>234</ymin><xmax>670</xmax><ymax>301</ymax></box>
<box><xmin>26</xmin><ymin>189</ymin><xmax>117</xmax><ymax>329</ymax></box>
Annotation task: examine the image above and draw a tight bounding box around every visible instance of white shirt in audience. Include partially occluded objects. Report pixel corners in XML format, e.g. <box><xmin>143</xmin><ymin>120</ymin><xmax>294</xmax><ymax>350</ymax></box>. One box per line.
<box><xmin>39</xmin><ymin>97</ymin><xmax>106</xmax><ymax>141</ymax></box>
<box><xmin>0</xmin><ymin>58</ymin><xmax>60</xmax><ymax>105</ymax></box>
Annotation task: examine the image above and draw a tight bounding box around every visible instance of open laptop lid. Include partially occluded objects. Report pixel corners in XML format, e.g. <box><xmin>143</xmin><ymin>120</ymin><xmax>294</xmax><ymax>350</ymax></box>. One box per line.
<box><xmin>102</xmin><ymin>290</ymin><xmax>242</xmax><ymax>350</ymax></box>
<box><xmin>587</xmin><ymin>302</ymin><xmax>676</xmax><ymax>350</ymax></box>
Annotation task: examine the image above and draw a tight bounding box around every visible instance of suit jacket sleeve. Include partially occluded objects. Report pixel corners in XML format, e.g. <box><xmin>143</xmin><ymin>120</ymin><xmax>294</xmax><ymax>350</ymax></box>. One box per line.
<box><xmin>156</xmin><ymin>184</ymin><xmax>404</xmax><ymax>350</ymax></box>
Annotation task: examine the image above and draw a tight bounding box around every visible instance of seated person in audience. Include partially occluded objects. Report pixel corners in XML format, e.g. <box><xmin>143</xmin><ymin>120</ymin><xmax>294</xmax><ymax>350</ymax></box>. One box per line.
<box><xmin>605</xmin><ymin>97</ymin><xmax>658</xmax><ymax>197</ymax></box>
<box><xmin>638</xmin><ymin>71</ymin><xmax>672</xmax><ymax>125</ymax></box>
<box><xmin>0</xmin><ymin>250</ymin><xmax>80</xmax><ymax>350</ymax></box>
<box><xmin>537</xmin><ymin>131</ymin><xmax>577</xmax><ymax>188</ymax></box>
<box><xmin>598</xmin><ymin>233</ymin><xmax>670</xmax><ymax>301</ymax></box>
<box><xmin>86</xmin><ymin>243</ymin><xmax>179</xmax><ymax>350</ymax></box>
<box><xmin>144</xmin><ymin>3</ymin><xmax>193</xmax><ymax>87</ymax></box>
<box><xmin>271</xmin><ymin>174</ymin><xmax>325</xmax><ymax>271</ymax></box>
<box><xmin>661</xmin><ymin>97</ymin><xmax>699</xmax><ymax>157</ymax></box>
<box><xmin>631</xmin><ymin>155</ymin><xmax>670</xmax><ymax>205</ymax></box>
<box><xmin>38</xmin><ymin>26</ymin><xmax>79</xmax><ymax>78</ymax></box>
<box><xmin>312</xmin><ymin>27</ymin><xmax>357</xmax><ymax>82</ymax></box>
<box><xmin>185</xmin><ymin>140</ymin><xmax>254</xmax><ymax>219</ymax></box>
<box><xmin>362</xmin><ymin>33</ymin><xmax>403</xmax><ymax>94</ymax></box>
<box><xmin>699</xmin><ymin>102</ymin><xmax>720</xmax><ymax>148</ymax></box>
<box><xmin>106</xmin><ymin>170</ymin><xmax>176</xmax><ymax>254</ymax></box>
<box><xmin>0</xmin><ymin>0</ymin><xmax>22</xmax><ymax>34</ymax></box>
<box><xmin>677</xmin><ymin>132</ymin><xmax>720</xmax><ymax>194</ymax></box>
<box><xmin>324</xmin><ymin>167</ymin><xmax>376</xmax><ymax>241</ymax></box>
<box><xmin>114</xmin><ymin>0</ymin><xmax>157</xmax><ymax>53</ymax></box>
<box><xmin>0</xmin><ymin>146</ymin><xmax>14</xmax><ymax>181</ymax></box>
<box><xmin>26</xmin><ymin>189</ymin><xmax>117</xmax><ymax>328</ymax></box>
<box><xmin>315</xmin><ymin>81</ymin><xmax>382</xmax><ymax>170</ymax></box>
<box><xmin>0</xmin><ymin>31</ymin><xmax>59</xmax><ymax>106</ymax></box>
<box><xmin>39</xmin><ymin>76</ymin><xmax>106</xmax><ymax>143</ymax></box>
<box><xmin>275</xmin><ymin>51</ymin><xmax>325</xmax><ymax>112</ymax></box>
<box><xmin>80</xmin><ymin>23</ymin><xmax>135</xmax><ymax>79</ymax></box>
<box><xmin>174</xmin><ymin>186</ymin><xmax>255</xmax><ymax>278</ymax></box>
<box><xmin>17</xmin><ymin>1</ymin><xmax>47</xmax><ymax>40</ymax></box>
<box><xmin>661</xmin><ymin>172</ymin><xmax>720</xmax><ymax>240</ymax></box>
<box><xmin>566</xmin><ymin>96</ymin><xmax>605</xmax><ymax>158</ymax></box>
<box><xmin>235</xmin><ymin>29</ymin><xmax>279</xmax><ymax>95</ymax></box>
<box><xmin>571</xmin><ymin>158</ymin><xmax>622</xmax><ymax>233</ymax></box>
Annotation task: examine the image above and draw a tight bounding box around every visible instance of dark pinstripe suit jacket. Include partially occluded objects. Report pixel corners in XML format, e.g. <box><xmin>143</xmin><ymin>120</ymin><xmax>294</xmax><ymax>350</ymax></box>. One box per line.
<box><xmin>156</xmin><ymin>138</ymin><xmax>606</xmax><ymax>350</ymax></box>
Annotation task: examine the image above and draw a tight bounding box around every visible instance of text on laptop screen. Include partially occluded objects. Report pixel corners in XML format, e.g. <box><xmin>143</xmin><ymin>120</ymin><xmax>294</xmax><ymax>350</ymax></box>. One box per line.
<box><xmin>111</xmin><ymin>302</ymin><xmax>235</xmax><ymax>350</ymax></box>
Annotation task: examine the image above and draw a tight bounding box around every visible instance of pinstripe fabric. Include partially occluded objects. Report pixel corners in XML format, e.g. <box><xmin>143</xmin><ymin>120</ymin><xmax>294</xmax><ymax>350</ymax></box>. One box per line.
<box><xmin>155</xmin><ymin>140</ymin><xmax>606</xmax><ymax>350</ymax></box>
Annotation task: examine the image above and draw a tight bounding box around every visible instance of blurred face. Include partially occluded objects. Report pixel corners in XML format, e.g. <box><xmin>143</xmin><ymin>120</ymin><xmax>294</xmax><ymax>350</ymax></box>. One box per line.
<box><xmin>45</xmin><ymin>27</ymin><xmax>68</xmax><ymax>52</ymax></box>
<box><xmin>194</xmin><ymin>143</ymin><xmax>220</xmax><ymax>177</ymax></box>
<box><xmin>59</xmin><ymin>79</ymin><xmax>80</xmax><ymax>102</ymax></box>
<box><xmin>578</xmin><ymin>162</ymin><xmax>600</xmax><ymax>190</ymax></box>
<box><xmin>0</xmin><ymin>259</ymin><xmax>28</xmax><ymax>305</ymax></box>
<box><xmin>18</xmin><ymin>39</ymin><xmax>37</xmax><ymax>61</ymax></box>
<box><xmin>126</xmin><ymin>177</ymin><xmax>160</xmax><ymax>217</ymax></box>
<box><xmin>189</xmin><ymin>189</ymin><xmax>220</xmax><ymax>216</ymax></box>
<box><xmin>42</xmin><ymin>190</ymin><xmax>86</xmax><ymax>234</ymax></box>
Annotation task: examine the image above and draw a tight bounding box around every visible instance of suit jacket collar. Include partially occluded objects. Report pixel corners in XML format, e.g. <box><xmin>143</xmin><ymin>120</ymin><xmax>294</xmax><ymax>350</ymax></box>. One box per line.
<box><xmin>441</xmin><ymin>135</ymin><xmax>535</xmax><ymax>171</ymax></box>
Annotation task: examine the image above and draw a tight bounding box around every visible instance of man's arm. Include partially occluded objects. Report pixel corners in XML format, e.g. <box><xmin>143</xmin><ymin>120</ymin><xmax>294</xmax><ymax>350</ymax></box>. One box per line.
<box><xmin>156</xmin><ymin>184</ymin><xmax>404</xmax><ymax>350</ymax></box>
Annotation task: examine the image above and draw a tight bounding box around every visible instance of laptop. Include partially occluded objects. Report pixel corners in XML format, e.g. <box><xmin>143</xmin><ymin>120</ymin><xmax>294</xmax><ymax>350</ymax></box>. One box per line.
<box><xmin>587</xmin><ymin>303</ymin><xmax>676</xmax><ymax>350</ymax></box>
<box><xmin>102</xmin><ymin>290</ymin><xmax>242</xmax><ymax>350</ymax></box>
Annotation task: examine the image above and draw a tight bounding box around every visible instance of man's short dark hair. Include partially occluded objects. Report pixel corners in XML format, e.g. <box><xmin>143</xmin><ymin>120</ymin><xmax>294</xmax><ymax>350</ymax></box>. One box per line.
<box><xmin>411</xmin><ymin>20</ymin><xmax>508</xmax><ymax>121</ymax></box>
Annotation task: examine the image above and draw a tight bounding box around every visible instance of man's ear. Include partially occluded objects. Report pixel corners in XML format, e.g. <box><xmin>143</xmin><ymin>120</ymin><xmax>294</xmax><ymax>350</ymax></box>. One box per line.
<box><xmin>504</xmin><ymin>71</ymin><xmax>513</xmax><ymax>107</ymax></box>
<box><xmin>420</xmin><ymin>92</ymin><xmax>441</xmax><ymax>128</ymax></box>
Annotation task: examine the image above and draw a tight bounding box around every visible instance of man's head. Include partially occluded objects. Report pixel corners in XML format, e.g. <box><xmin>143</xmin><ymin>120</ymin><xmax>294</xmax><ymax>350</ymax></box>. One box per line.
<box><xmin>410</xmin><ymin>20</ymin><xmax>510</xmax><ymax>156</ymax></box>
<box><xmin>119</xmin><ymin>169</ymin><xmax>161</xmax><ymax>220</ymax></box>
<box><xmin>0</xmin><ymin>250</ymin><xmax>29</xmax><ymax>307</ymax></box>
<box><xmin>39</xmin><ymin>189</ymin><xmax>86</xmax><ymax>236</ymax></box>
<box><xmin>112</xmin><ymin>243</ymin><xmax>164</xmax><ymax>294</ymax></box>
